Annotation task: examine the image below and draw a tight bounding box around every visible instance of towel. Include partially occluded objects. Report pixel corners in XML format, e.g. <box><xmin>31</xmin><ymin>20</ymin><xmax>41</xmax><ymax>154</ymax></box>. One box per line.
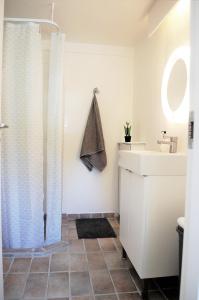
<box><xmin>80</xmin><ymin>95</ymin><xmax>107</xmax><ymax>171</ymax></box>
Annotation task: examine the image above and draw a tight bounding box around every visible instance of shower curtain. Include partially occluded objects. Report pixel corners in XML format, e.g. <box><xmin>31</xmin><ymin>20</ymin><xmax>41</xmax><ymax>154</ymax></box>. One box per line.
<box><xmin>2</xmin><ymin>23</ymin><xmax>44</xmax><ymax>248</ymax></box>
<box><xmin>2</xmin><ymin>23</ymin><xmax>65</xmax><ymax>248</ymax></box>
<box><xmin>46</xmin><ymin>33</ymin><xmax>65</xmax><ymax>245</ymax></box>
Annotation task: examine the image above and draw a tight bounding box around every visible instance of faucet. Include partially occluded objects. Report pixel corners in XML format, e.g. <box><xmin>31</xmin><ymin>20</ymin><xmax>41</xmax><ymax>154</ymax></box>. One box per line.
<box><xmin>157</xmin><ymin>131</ymin><xmax>178</xmax><ymax>153</ymax></box>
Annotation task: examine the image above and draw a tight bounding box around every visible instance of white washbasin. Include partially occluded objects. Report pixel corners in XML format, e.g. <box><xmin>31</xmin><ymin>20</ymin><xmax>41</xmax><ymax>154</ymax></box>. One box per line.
<box><xmin>118</xmin><ymin>150</ymin><xmax>187</xmax><ymax>176</ymax></box>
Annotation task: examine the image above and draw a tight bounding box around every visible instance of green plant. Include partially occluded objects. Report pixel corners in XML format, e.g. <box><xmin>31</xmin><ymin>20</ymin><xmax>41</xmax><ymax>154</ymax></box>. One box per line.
<box><xmin>124</xmin><ymin>122</ymin><xmax>131</xmax><ymax>136</ymax></box>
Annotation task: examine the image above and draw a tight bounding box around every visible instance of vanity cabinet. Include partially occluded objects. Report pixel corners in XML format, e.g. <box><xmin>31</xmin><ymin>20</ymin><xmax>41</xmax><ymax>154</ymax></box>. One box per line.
<box><xmin>119</xmin><ymin>166</ymin><xmax>186</xmax><ymax>279</ymax></box>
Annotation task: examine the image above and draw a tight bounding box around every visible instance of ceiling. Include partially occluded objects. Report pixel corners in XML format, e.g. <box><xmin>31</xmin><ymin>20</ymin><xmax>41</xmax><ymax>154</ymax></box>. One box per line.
<box><xmin>4</xmin><ymin>0</ymin><xmax>175</xmax><ymax>46</ymax></box>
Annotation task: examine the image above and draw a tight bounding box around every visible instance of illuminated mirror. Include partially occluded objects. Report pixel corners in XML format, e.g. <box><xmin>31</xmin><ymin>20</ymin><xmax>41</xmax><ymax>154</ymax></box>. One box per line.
<box><xmin>161</xmin><ymin>46</ymin><xmax>190</xmax><ymax>123</ymax></box>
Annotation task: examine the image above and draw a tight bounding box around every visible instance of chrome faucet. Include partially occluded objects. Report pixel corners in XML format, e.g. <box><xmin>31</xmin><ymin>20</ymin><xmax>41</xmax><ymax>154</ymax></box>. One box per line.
<box><xmin>157</xmin><ymin>131</ymin><xmax>178</xmax><ymax>153</ymax></box>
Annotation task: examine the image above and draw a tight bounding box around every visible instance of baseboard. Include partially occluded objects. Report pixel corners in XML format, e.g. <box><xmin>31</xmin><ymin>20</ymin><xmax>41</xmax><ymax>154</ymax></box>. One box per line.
<box><xmin>62</xmin><ymin>212</ymin><xmax>118</xmax><ymax>221</ymax></box>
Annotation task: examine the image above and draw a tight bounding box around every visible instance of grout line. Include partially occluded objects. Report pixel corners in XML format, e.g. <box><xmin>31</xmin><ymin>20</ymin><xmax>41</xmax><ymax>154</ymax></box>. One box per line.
<box><xmin>21</xmin><ymin>256</ymin><xmax>33</xmax><ymax>299</ymax></box>
<box><xmin>153</xmin><ymin>279</ymin><xmax>169</xmax><ymax>300</ymax></box>
<box><xmin>45</xmin><ymin>254</ymin><xmax>52</xmax><ymax>299</ymax></box>
<box><xmin>84</xmin><ymin>239</ymin><xmax>95</xmax><ymax>299</ymax></box>
<box><xmin>112</xmin><ymin>240</ymin><xmax>141</xmax><ymax>297</ymax></box>
<box><xmin>128</xmin><ymin>268</ymin><xmax>142</xmax><ymax>296</ymax></box>
<box><xmin>117</xmin><ymin>291</ymin><xmax>140</xmax><ymax>295</ymax></box>
<box><xmin>4</xmin><ymin>256</ymin><xmax>14</xmax><ymax>275</ymax></box>
<box><xmin>112</xmin><ymin>238</ymin><xmax>121</xmax><ymax>254</ymax></box>
<box><xmin>68</xmin><ymin>234</ymin><xmax>75</xmax><ymax>300</ymax></box>
<box><xmin>161</xmin><ymin>285</ymin><xmax>180</xmax><ymax>291</ymax></box>
<box><xmin>99</xmin><ymin>240</ymin><xmax>120</xmax><ymax>300</ymax></box>
<box><xmin>68</xmin><ymin>259</ymin><xmax>72</xmax><ymax>300</ymax></box>
<box><xmin>122</xmin><ymin>265</ymin><xmax>140</xmax><ymax>296</ymax></box>
<box><xmin>94</xmin><ymin>293</ymin><xmax>118</xmax><ymax>297</ymax></box>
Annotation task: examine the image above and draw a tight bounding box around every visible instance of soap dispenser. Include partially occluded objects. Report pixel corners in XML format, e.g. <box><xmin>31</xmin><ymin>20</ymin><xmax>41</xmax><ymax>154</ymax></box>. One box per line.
<box><xmin>159</xmin><ymin>131</ymin><xmax>170</xmax><ymax>153</ymax></box>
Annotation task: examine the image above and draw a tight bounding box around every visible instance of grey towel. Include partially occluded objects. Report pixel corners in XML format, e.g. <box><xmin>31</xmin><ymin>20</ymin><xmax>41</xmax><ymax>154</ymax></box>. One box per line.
<box><xmin>80</xmin><ymin>95</ymin><xmax>107</xmax><ymax>171</ymax></box>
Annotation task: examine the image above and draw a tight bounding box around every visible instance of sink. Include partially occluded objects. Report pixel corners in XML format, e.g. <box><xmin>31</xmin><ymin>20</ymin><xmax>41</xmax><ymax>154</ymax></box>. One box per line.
<box><xmin>118</xmin><ymin>150</ymin><xmax>187</xmax><ymax>176</ymax></box>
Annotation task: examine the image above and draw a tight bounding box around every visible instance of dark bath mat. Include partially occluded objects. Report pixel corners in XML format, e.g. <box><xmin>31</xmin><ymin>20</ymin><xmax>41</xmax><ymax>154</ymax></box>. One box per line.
<box><xmin>76</xmin><ymin>218</ymin><xmax>116</xmax><ymax>239</ymax></box>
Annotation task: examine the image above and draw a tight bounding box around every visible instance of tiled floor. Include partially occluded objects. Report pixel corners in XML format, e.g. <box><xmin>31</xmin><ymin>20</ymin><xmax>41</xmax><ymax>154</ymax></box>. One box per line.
<box><xmin>3</xmin><ymin>217</ymin><xmax>179</xmax><ymax>300</ymax></box>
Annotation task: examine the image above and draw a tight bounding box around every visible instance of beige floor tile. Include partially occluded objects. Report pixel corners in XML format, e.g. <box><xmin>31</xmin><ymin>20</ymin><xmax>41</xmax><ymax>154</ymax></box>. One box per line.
<box><xmin>62</xmin><ymin>225</ymin><xmax>69</xmax><ymax>240</ymax></box>
<box><xmin>62</xmin><ymin>234</ymin><xmax>69</xmax><ymax>242</ymax></box>
<box><xmin>95</xmin><ymin>294</ymin><xmax>118</xmax><ymax>300</ymax></box>
<box><xmin>62</xmin><ymin>224</ymin><xmax>69</xmax><ymax>229</ymax></box>
<box><xmin>84</xmin><ymin>240</ymin><xmax>100</xmax><ymax>252</ymax></box>
<box><xmin>28</xmin><ymin>298</ymin><xmax>46</xmax><ymax>300</ymax></box>
<box><xmin>104</xmin><ymin>252</ymin><xmax>131</xmax><ymax>270</ymax></box>
<box><xmin>50</xmin><ymin>252</ymin><xmax>69</xmax><ymax>272</ymax></box>
<box><xmin>3</xmin><ymin>217</ymin><xmax>171</xmax><ymax>300</ymax></box>
<box><xmin>87</xmin><ymin>253</ymin><xmax>106</xmax><ymax>270</ymax></box>
<box><xmin>108</xmin><ymin>219</ymin><xmax>119</xmax><ymax>229</ymax></box>
<box><xmin>62</xmin><ymin>217</ymin><xmax>69</xmax><ymax>225</ymax></box>
<box><xmin>61</xmin><ymin>225</ymin><xmax>69</xmax><ymax>236</ymax></box>
<box><xmin>104</xmin><ymin>214</ymin><xmax>115</xmax><ymax>218</ymax></box>
<box><xmin>118</xmin><ymin>293</ymin><xmax>142</xmax><ymax>300</ymax></box>
<box><xmin>48</xmin><ymin>298</ymin><xmax>69</xmax><ymax>300</ymax></box>
<box><xmin>69</xmin><ymin>228</ymin><xmax>78</xmax><ymax>240</ymax></box>
<box><xmin>47</xmin><ymin>272</ymin><xmax>69</xmax><ymax>298</ymax></box>
<box><xmin>110</xmin><ymin>270</ymin><xmax>136</xmax><ymax>293</ymax></box>
<box><xmin>72</xmin><ymin>296</ymin><xmax>94</xmax><ymax>300</ymax></box>
<box><xmin>69</xmin><ymin>240</ymin><xmax>85</xmax><ymax>253</ymax></box>
<box><xmin>90</xmin><ymin>269</ymin><xmax>114</xmax><ymax>294</ymax></box>
<box><xmin>68</xmin><ymin>220</ymin><xmax>77</xmax><ymax>228</ymax></box>
<box><xmin>98</xmin><ymin>239</ymin><xmax>116</xmax><ymax>252</ymax></box>
<box><xmin>24</xmin><ymin>273</ymin><xmax>48</xmax><ymax>298</ymax></box>
<box><xmin>70</xmin><ymin>253</ymin><xmax>88</xmax><ymax>271</ymax></box>
<box><xmin>30</xmin><ymin>256</ymin><xmax>49</xmax><ymax>273</ymax></box>
<box><xmin>4</xmin><ymin>273</ymin><xmax>26</xmax><ymax>299</ymax></box>
<box><xmin>62</xmin><ymin>224</ymin><xmax>69</xmax><ymax>230</ymax></box>
<box><xmin>113</xmin><ymin>238</ymin><xmax>123</xmax><ymax>251</ymax></box>
<box><xmin>113</xmin><ymin>228</ymin><xmax>119</xmax><ymax>237</ymax></box>
<box><xmin>9</xmin><ymin>258</ymin><xmax>31</xmax><ymax>273</ymax></box>
<box><xmin>3</xmin><ymin>257</ymin><xmax>13</xmax><ymax>273</ymax></box>
<box><xmin>70</xmin><ymin>271</ymin><xmax>92</xmax><ymax>296</ymax></box>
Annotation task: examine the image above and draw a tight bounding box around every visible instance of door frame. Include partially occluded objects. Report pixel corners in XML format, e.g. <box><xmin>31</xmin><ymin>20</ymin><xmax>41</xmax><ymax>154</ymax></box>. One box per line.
<box><xmin>180</xmin><ymin>1</ymin><xmax>199</xmax><ymax>299</ymax></box>
<box><xmin>0</xmin><ymin>0</ymin><xmax>4</xmax><ymax>298</ymax></box>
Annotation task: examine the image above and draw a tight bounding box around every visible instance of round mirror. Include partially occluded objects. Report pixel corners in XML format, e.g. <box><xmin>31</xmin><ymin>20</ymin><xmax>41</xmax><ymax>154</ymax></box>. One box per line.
<box><xmin>161</xmin><ymin>46</ymin><xmax>190</xmax><ymax>123</ymax></box>
<box><xmin>167</xmin><ymin>59</ymin><xmax>187</xmax><ymax>111</ymax></box>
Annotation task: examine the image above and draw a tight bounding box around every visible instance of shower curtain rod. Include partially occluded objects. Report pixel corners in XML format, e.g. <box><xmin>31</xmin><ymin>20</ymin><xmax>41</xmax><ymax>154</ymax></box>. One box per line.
<box><xmin>4</xmin><ymin>17</ymin><xmax>60</xmax><ymax>31</ymax></box>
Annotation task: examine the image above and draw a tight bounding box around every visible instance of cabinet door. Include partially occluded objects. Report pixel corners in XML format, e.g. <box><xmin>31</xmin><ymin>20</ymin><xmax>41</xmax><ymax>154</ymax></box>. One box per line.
<box><xmin>119</xmin><ymin>168</ymin><xmax>131</xmax><ymax>252</ymax></box>
<box><xmin>127</xmin><ymin>173</ymin><xmax>145</xmax><ymax>277</ymax></box>
<box><xmin>119</xmin><ymin>169</ymin><xmax>145</xmax><ymax>277</ymax></box>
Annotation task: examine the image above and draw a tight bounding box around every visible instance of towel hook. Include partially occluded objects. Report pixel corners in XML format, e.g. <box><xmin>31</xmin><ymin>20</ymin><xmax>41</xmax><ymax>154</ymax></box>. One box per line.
<box><xmin>93</xmin><ymin>87</ymin><xmax>99</xmax><ymax>95</ymax></box>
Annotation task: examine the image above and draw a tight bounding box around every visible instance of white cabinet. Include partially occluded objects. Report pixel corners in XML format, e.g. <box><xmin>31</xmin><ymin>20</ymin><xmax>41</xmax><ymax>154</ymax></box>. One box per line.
<box><xmin>119</xmin><ymin>167</ymin><xmax>186</xmax><ymax>279</ymax></box>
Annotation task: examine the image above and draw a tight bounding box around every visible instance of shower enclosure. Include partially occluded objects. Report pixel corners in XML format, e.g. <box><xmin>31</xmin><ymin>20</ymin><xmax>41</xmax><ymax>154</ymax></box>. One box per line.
<box><xmin>1</xmin><ymin>20</ymin><xmax>65</xmax><ymax>249</ymax></box>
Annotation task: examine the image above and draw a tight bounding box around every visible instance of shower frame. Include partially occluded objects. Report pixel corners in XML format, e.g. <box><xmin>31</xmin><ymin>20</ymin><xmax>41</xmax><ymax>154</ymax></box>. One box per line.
<box><xmin>4</xmin><ymin>17</ymin><xmax>60</xmax><ymax>31</ymax></box>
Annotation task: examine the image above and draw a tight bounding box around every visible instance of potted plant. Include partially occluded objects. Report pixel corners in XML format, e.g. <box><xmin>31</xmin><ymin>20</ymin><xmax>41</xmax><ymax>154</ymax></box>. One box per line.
<box><xmin>124</xmin><ymin>122</ymin><xmax>132</xmax><ymax>142</ymax></box>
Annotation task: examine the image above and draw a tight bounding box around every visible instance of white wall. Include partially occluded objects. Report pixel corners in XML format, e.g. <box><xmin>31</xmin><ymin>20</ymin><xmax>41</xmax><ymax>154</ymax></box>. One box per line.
<box><xmin>133</xmin><ymin>1</ymin><xmax>190</xmax><ymax>152</ymax></box>
<box><xmin>62</xmin><ymin>43</ymin><xmax>134</xmax><ymax>214</ymax></box>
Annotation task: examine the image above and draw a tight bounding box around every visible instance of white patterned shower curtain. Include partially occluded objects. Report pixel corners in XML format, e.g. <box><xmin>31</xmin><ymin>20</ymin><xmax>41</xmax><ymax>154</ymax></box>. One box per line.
<box><xmin>2</xmin><ymin>23</ymin><xmax>65</xmax><ymax>248</ymax></box>
<box><xmin>46</xmin><ymin>33</ymin><xmax>65</xmax><ymax>245</ymax></box>
<box><xmin>2</xmin><ymin>23</ymin><xmax>44</xmax><ymax>248</ymax></box>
